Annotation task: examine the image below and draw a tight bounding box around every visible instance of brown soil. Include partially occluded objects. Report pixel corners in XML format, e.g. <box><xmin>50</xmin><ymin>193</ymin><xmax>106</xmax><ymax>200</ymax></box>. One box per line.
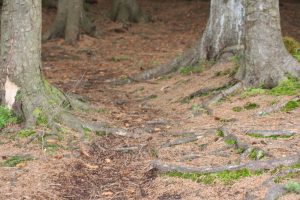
<box><xmin>1</xmin><ymin>0</ymin><xmax>300</xmax><ymax>199</ymax></box>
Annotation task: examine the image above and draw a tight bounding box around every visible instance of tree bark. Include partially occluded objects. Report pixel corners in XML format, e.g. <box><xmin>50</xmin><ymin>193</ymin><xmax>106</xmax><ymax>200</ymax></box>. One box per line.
<box><xmin>43</xmin><ymin>0</ymin><xmax>95</xmax><ymax>45</ymax></box>
<box><xmin>110</xmin><ymin>0</ymin><xmax>147</xmax><ymax>23</ymax></box>
<box><xmin>236</xmin><ymin>0</ymin><xmax>300</xmax><ymax>88</ymax></box>
<box><xmin>128</xmin><ymin>0</ymin><xmax>245</xmax><ymax>81</ymax></box>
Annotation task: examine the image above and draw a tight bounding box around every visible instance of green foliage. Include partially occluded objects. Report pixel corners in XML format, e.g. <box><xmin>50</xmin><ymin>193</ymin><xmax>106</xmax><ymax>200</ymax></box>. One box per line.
<box><xmin>284</xmin><ymin>181</ymin><xmax>300</xmax><ymax>194</ymax></box>
<box><xmin>17</xmin><ymin>129</ymin><xmax>35</xmax><ymax>138</ymax></box>
<box><xmin>243</xmin><ymin>102</ymin><xmax>260</xmax><ymax>110</ymax></box>
<box><xmin>163</xmin><ymin>169</ymin><xmax>262</xmax><ymax>185</ymax></box>
<box><xmin>283</xmin><ymin>36</ymin><xmax>300</xmax><ymax>63</ymax></box>
<box><xmin>1</xmin><ymin>156</ymin><xmax>32</xmax><ymax>167</ymax></box>
<box><xmin>232</xmin><ymin>106</ymin><xmax>243</xmax><ymax>112</ymax></box>
<box><xmin>0</xmin><ymin>106</ymin><xmax>17</xmax><ymax>129</ymax></box>
<box><xmin>282</xmin><ymin>100</ymin><xmax>300</xmax><ymax>112</ymax></box>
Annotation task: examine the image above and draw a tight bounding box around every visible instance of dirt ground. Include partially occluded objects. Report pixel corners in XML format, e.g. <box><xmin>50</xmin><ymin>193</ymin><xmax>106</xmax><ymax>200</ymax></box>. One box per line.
<box><xmin>1</xmin><ymin>0</ymin><xmax>300</xmax><ymax>199</ymax></box>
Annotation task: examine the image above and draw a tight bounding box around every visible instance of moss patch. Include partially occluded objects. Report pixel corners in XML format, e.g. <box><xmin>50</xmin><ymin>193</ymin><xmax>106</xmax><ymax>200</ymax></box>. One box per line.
<box><xmin>1</xmin><ymin>155</ymin><xmax>33</xmax><ymax>167</ymax></box>
<box><xmin>282</xmin><ymin>100</ymin><xmax>300</xmax><ymax>112</ymax></box>
<box><xmin>216</xmin><ymin>129</ymin><xmax>224</xmax><ymax>137</ymax></box>
<box><xmin>32</xmin><ymin>108</ymin><xmax>48</xmax><ymax>126</ymax></box>
<box><xmin>243</xmin><ymin>102</ymin><xmax>260</xmax><ymax>110</ymax></box>
<box><xmin>17</xmin><ymin>129</ymin><xmax>35</xmax><ymax>138</ymax></box>
<box><xmin>224</xmin><ymin>138</ymin><xmax>236</xmax><ymax>146</ymax></box>
<box><xmin>232</xmin><ymin>106</ymin><xmax>243</xmax><ymax>112</ymax></box>
<box><xmin>283</xmin><ymin>36</ymin><xmax>300</xmax><ymax>63</ymax></box>
<box><xmin>163</xmin><ymin>169</ymin><xmax>262</xmax><ymax>185</ymax></box>
<box><xmin>284</xmin><ymin>181</ymin><xmax>300</xmax><ymax>194</ymax></box>
<box><xmin>248</xmin><ymin>148</ymin><xmax>265</xmax><ymax>160</ymax></box>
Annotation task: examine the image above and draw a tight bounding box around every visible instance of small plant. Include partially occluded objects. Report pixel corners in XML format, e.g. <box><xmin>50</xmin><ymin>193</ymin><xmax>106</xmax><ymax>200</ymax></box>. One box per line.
<box><xmin>1</xmin><ymin>155</ymin><xmax>32</xmax><ymax>167</ymax></box>
<box><xmin>232</xmin><ymin>106</ymin><xmax>243</xmax><ymax>112</ymax></box>
<box><xmin>216</xmin><ymin>129</ymin><xmax>224</xmax><ymax>137</ymax></box>
<box><xmin>17</xmin><ymin>129</ymin><xmax>35</xmax><ymax>138</ymax></box>
<box><xmin>282</xmin><ymin>100</ymin><xmax>299</xmax><ymax>112</ymax></box>
<box><xmin>284</xmin><ymin>181</ymin><xmax>300</xmax><ymax>194</ymax></box>
<box><xmin>0</xmin><ymin>106</ymin><xmax>17</xmax><ymax>129</ymax></box>
<box><xmin>243</xmin><ymin>102</ymin><xmax>259</xmax><ymax>110</ymax></box>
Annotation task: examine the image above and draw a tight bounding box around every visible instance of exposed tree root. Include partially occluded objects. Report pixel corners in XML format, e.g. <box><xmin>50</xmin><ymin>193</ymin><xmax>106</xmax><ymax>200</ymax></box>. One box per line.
<box><xmin>256</xmin><ymin>96</ymin><xmax>300</xmax><ymax>116</ymax></box>
<box><xmin>245</xmin><ymin>168</ymin><xmax>300</xmax><ymax>200</ymax></box>
<box><xmin>246</xmin><ymin>130</ymin><xmax>296</xmax><ymax>138</ymax></box>
<box><xmin>221</xmin><ymin>128</ymin><xmax>267</xmax><ymax>160</ymax></box>
<box><xmin>161</xmin><ymin>135</ymin><xmax>198</xmax><ymax>148</ymax></box>
<box><xmin>202</xmin><ymin>83</ymin><xmax>243</xmax><ymax>115</ymax></box>
<box><xmin>179</xmin><ymin>81</ymin><xmax>237</xmax><ymax>103</ymax></box>
<box><xmin>151</xmin><ymin>153</ymin><xmax>300</xmax><ymax>173</ymax></box>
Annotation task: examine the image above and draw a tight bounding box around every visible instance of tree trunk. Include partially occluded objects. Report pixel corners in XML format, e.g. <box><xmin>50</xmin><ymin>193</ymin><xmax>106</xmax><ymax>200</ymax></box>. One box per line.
<box><xmin>111</xmin><ymin>0</ymin><xmax>147</xmax><ymax>23</ymax></box>
<box><xmin>236</xmin><ymin>0</ymin><xmax>300</xmax><ymax>88</ymax></box>
<box><xmin>128</xmin><ymin>0</ymin><xmax>245</xmax><ymax>81</ymax></box>
<box><xmin>43</xmin><ymin>0</ymin><xmax>95</xmax><ymax>45</ymax></box>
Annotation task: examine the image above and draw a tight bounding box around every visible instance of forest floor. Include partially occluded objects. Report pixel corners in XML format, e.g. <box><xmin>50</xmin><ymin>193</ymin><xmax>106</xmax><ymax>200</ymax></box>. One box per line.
<box><xmin>1</xmin><ymin>0</ymin><xmax>300</xmax><ymax>199</ymax></box>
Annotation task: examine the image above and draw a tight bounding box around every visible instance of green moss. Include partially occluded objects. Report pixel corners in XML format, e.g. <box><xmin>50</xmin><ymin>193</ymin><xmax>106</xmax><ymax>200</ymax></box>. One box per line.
<box><xmin>248</xmin><ymin>149</ymin><xmax>265</xmax><ymax>160</ymax></box>
<box><xmin>247</xmin><ymin>133</ymin><xmax>292</xmax><ymax>140</ymax></box>
<box><xmin>1</xmin><ymin>155</ymin><xmax>33</xmax><ymax>167</ymax></box>
<box><xmin>269</xmin><ymin>76</ymin><xmax>300</xmax><ymax>96</ymax></box>
<box><xmin>32</xmin><ymin>108</ymin><xmax>48</xmax><ymax>126</ymax></box>
<box><xmin>241</xmin><ymin>88</ymin><xmax>266</xmax><ymax>98</ymax></box>
<box><xmin>111</xmin><ymin>55</ymin><xmax>130</xmax><ymax>62</ymax></box>
<box><xmin>95</xmin><ymin>131</ymin><xmax>111</xmax><ymax>137</ymax></box>
<box><xmin>17</xmin><ymin>129</ymin><xmax>35</xmax><ymax>138</ymax></box>
<box><xmin>45</xmin><ymin>144</ymin><xmax>61</xmax><ymax>154</ymax></box>
<box><xmin>216</xmin><ymin>129</ymin><xmax>224</xmax><ymax>137</ymax></box>
<box><xmin>282</xmin><ymin>100</ymin><xmax>300</xmax><ymax>112</ymax></box>
<box><xmin>0</xmin><ymin>106</ymin><xmax>17</xmax><ymax>129</ymax></box>
<box><xmin>179</xmin><ymin>60</ymin><xmax>214</xmax><ymax>76</ymax></box>
<box><xmin>232</xmin><ymin>106</ymin><xmax>243</xmax><ymax>112</ymax></box>
<box><xmin>224</xmin><ymin>138</ymin><xmax>236</xmax><ymax>146</ymax></box>
<box><xmin>284</xmin><ymin>181</ymin><xmax>300</xmax><ymax>194</ymax></box>
<box><xmin>243</xmin><ymin>102</ymin><xmax>260</xmax><ymax>110</ymax></box>
<box><xmin>163</xmin><ymin>169</ymin><xmax>262</xmax><ymax>185</ymax></box>
<box><xmin>283</xmin><ymin>36</ymin><xmax>300</xmax><ymax>63</ymax></box>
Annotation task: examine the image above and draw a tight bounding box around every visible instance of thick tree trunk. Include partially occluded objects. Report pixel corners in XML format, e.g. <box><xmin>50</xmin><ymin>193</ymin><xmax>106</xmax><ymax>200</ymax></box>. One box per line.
<box><xmin>236</xmin><ymin>0</ymin><xmax>300</xmax><ymax>88</ymax></box>
<box><xmin>43</xmin><ymin>0</ymin><xmax>95</xmax><ymax>45</ymax></box>
<box><xmin>1</xmin><ymin>0</ymin><xmax>56</xmax><ymax>125</ymax></box>
<box><xmin>128</xmin><ymin>0</ymin><xmax>245</xmax><ymax>81</ymax></box>
<box><xmin>111</xmin><ymin>0</ymin><xmax>147</xmax><ymax>23</ymax></box>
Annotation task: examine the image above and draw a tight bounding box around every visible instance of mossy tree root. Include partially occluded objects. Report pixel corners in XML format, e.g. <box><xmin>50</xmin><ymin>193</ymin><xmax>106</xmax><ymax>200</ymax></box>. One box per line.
<box><xmin>202</xmin><ymin>82</ymin><xmax>244</xmax><ymax>115</ymax></box>
<box><xmin>151</xmin><ymin>154</ymin><xmax>300</xmax><ymax>174</ymax></box>
<box><xmin>245</xmin><ymin>168</ymin><xmax>300</xmax><ymax>200</ymax></box>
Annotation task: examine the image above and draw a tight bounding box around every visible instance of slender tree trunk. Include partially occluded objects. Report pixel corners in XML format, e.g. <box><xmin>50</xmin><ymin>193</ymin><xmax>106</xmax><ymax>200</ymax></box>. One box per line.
<box><xmin>236</xmin><ymin>0</ymin><xmax>300</xmax><ymax>88</ymax></box>
<box><xmin>128</xmin><ymin>0</ymin><xmax>245</xmax><ymax>81</ymax></box>
<box><xmin>111</xmin><ymin>0</ymin><xmax>147</xmax><ymax>23</ymax></box>
<box><xmin>43</xmin><ymin>0</ymin><xmax>95</xmax><ymax>45</ymax></box>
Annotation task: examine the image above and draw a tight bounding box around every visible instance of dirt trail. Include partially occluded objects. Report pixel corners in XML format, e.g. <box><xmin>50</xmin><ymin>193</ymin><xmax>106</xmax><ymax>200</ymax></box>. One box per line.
<box><xmin>0</xmin><ymin>0</ymin><xmax>300</xmax><ymax>199</ymax></box>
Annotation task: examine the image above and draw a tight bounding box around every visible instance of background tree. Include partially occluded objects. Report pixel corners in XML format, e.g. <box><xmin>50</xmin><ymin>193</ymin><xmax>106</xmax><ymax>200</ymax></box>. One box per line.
<box><xmin>110</xmin><ymin>0</ymin><xmax>148</xmax><ymax>23</ymax></box>
<box><xmin>126</xmin><ymin>0</ymin><xmax>245</xmax><ymax>81</ymax></box>
<box><xmin>43</xmin><ymin>0</ymin><xmax>95</xmax><ymax>45</ymax></box>
<box><xmin>236</xmin><ymin>0</ymin><xmax>300</xmax><ymax>88</ymax></box>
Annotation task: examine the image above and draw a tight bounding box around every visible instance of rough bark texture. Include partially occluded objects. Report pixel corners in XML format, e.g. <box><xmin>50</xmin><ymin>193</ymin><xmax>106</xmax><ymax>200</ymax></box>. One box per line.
<box><xmin>43</xmin><ymin>0</ymin><xmax>95</xmax><ymax>45</ymax></box>
<box><xmin>236</xmin><ymin>0</ymin><xmax>300</xmax><ymax>88</ymax></box>
<box><xmin>128</xmin><ymin>0</ymin><xmax>245</xmax><ymax>81</ymax></box>
<box><xmin>111</xmin><ymin>0</ymin><xmax>147</xmax><ymax>23</ymax></box>
<box><xmin>0</xmin><ymin>0</ymin><xmax>57</xmax><ymax>126</ymax></box>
